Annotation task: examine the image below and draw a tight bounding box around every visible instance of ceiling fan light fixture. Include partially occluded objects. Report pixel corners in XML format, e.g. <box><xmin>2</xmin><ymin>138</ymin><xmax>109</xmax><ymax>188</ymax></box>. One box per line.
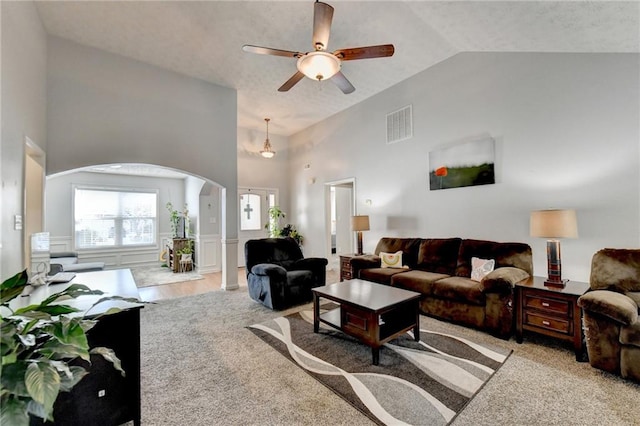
<box><xmin>297</xmin><ymin>51</ymin><xmax>340</xmax><ymax>81</ymax></box>
<box><xmin>260</xmin><ymin>118</ymin><xmax>276</xmax><ymax>159</ymax></box>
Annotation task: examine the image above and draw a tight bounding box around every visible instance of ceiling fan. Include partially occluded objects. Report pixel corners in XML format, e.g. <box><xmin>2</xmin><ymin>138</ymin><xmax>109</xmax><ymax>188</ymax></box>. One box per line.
<box><xmin>242</xmin><ymin>0</ymin><xmax>395</xmax><ymax>94</ymax></box>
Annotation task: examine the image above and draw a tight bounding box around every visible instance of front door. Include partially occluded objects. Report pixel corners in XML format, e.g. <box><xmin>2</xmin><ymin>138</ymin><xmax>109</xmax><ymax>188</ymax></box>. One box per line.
<box><xmin>237</xmin><ymin>188</ymin><xmax>278</xmax><ymax>267</ymax></box>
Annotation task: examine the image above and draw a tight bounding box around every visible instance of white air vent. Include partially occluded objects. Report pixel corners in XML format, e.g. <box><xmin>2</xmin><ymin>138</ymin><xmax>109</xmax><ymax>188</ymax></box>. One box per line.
<box><xmin>386</xmin><ymin>105</ymin><xmax>413</xmax><ymax>144</ymax></box>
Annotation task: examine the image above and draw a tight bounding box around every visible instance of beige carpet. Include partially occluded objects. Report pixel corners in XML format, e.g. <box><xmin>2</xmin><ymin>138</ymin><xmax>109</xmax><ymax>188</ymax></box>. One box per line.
<box><xmin>131</xmin><ymin>264</ymin><xmax>203</xmax><ymax>288</ymax></box>
<box><xmin>139</xmin><ymin>288</ymin><xmax>640</xmax><ymax>425</ymax></box>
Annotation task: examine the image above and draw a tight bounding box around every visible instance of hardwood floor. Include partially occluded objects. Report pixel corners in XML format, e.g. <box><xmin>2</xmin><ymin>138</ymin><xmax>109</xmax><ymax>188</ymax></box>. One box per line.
<box><xmin>137</xmin><ymin>268</ymin><xmax>248</xmax><ymax>302</ymax></box>
<box><xmin>136</xmin><ymin>267</ymin><xmax>339</xmax><ymax>302</ymax></box>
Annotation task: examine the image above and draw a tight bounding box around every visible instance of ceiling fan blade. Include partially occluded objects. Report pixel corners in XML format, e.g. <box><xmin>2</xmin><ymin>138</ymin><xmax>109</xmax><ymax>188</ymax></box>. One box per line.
<box><xmin>242</xmin><ymin>45</ymin><xmax>301</xmax><ymax>59</ymax></box>
<box><xmin>334</xmin><ymin>44</ymin><xmax>395</xmax><ymax>61</ymax></box>
<box><xmin>331</xmin><ymin>71</ymin><xmax>355</xmax><ymax>94</ymax></box>
<box><xmin>278</xmin><ymin>71</ymin><xmax>305</xmax><ymax>92</ymax></box>
<box><xmin>313</xmin><ymin>1</ymin><xmax>334</xmax><ymax>50</ymax></box>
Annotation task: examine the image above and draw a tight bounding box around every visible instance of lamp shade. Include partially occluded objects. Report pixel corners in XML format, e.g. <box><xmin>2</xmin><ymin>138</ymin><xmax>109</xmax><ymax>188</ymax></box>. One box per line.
<box><xmin>530</xmin><ymin>209</ymin><xmax>578</xmax><ymax>239</ymax></box>
<box><xmin>351</xmin><ymin>215</ymin><xmax>370</xmax><ymax>232</ymax></box>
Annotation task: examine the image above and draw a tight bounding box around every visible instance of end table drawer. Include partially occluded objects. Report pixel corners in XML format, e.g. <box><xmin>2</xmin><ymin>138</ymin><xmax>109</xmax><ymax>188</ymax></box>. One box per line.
<box><xmin>524</xmin><ymin>312</ymin><xmax>570</xmax><ymax>334</ymax></box>
<box><xmin>524</xmin><ymin>295</ymin><xmax>570</xmax><ymax>315</ymax></box>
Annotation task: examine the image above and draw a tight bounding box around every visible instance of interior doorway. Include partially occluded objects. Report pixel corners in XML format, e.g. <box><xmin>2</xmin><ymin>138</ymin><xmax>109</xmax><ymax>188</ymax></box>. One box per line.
<box><xmin>324</xmin><ymin>178</ymin><xmax>355</xmax><ymax>270</ymax></box>
<box><xmin>24</xmin><ymin>137</ymin><xmax>46</xmax><ymax>271</ymax></box>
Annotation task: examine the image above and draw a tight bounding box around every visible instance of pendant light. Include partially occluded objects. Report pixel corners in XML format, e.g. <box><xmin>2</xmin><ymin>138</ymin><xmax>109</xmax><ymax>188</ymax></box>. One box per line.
<box><xmin>260</xmin><ymin>118</ymin><xmax>275</xmax><ymax>158</ymax></box>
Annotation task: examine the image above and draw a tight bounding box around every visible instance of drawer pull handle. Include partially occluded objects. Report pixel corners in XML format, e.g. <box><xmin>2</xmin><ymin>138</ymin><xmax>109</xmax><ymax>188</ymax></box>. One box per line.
<box><xmin>542</xmin><ymin>302</ymin><xmax>550</xmax><ymax>307</ymax></box>
<box><xmin>542</xmin><ymin>320</ymin><xmax>550</xmax><ymax>326</ymax></box>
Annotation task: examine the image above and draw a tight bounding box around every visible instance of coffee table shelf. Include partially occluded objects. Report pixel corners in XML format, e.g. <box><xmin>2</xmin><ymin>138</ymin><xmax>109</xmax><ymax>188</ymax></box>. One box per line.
<box><xmin>313</xmin><ymin>279</ymin><xmax>421</xmax><ymax>365</ymax></box>
<box><xmin>319</xmin><ymin>308</ymin><xmax>341</xmax><ymax>328</ymax></box>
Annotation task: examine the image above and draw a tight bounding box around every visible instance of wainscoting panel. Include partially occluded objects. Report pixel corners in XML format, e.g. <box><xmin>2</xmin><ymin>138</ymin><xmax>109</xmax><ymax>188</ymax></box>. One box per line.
<box><xmin>44</xmin><ymin>234</ymin><xmax>221</xmax><ymax>272</ymax></box>
<box><xmin>198</xmin><ymin>234</ymin><xmax>220</xmax><ymax>274</ymax></box>
<box><xmin>50</xmin><ymin>236</ymin><xmax>72</xmax><ymax>253</ymax></box>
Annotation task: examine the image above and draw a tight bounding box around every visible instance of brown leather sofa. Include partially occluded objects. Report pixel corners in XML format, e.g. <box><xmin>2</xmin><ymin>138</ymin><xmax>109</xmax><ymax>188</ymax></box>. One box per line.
<box><xmin>578</xmin><ymin>249</ymin><xmax>640</xmax><ymax>382</ymax></box>
<box><xmin>350</xmin><ymin>237</ymin><xmax>532</xmax><ymax>337</ymax></box>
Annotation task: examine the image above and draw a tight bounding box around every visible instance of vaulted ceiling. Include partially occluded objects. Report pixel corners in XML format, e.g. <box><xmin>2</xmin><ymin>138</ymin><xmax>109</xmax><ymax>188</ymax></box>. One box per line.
<box><xmin>35</xmin><ymin>1</ymin><xmax>639</xmax><ymax>136</ymax></box>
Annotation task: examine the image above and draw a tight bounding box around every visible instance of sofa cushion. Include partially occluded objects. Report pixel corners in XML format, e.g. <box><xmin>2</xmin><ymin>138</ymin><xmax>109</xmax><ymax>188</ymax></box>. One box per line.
<box><xmin>391</xmin><ymin>270</ymin><xmax>450</xmax><ymax>295</ymax></box>
<box><xmin>373</xmin><ymin>238</ymin><xmax>422</xmax><ymax>269</ymax></box>
<box><xmin>455</xmin><ymin>239</ymin><xmax>533</xmax><ymax>277</ymax></box>
<box><xmin>590</xmin><ymin>249</ymin><xmax>640</xmax><ymax>293</ymax></box>
<box><xmin>620</xmin><ymin>321</ymin><xmax>640</xmax><ymax>347</ymax></box>
<box><xmin>416</xmin><ymin>238</ymin><xmax>462</xmax><ymax>275</ymax></box>
<box><xmin>359</xmin><ymin>268</ymin><xmax>406</xmax><ymax>285</ymax></box>
<box><xmin>53</xmin><ymin>257</ymin><xmax>78</xmax><ymax>266</ymax></box>
<box><xmin>432</xmin><ymin>276</ymin><xmax>485</xmax><ymax>306</ymax></box>
<box><xmin>620</xmin><ymin>321</ymin><xmax>640</xmax><ymax>348</ymax></box>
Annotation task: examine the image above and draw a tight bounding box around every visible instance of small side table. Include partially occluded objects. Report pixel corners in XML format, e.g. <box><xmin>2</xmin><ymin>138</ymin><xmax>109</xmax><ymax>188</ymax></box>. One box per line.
<box><xmin>339</xmin><ymin>254</ymin><xmax>356</xmax><ymax>282</ymax></box>
<box><xmin>515</xmin><ymin>276</ymin><xmax>590</xmax><ymax>361</ymax></box>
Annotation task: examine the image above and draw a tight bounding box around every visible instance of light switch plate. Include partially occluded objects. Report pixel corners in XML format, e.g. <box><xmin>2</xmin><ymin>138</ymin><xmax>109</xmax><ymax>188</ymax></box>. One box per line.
<box><xmin>14</xmin><ymin>215</ymin><xmax>22</xmax><ymax>230</ymax></box>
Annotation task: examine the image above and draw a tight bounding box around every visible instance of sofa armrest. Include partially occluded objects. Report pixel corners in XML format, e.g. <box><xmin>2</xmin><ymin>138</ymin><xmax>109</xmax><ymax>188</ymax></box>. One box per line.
<box><xmin>292</xmin><ymin>257</ymin><xmax>328</xmax><ymax>272</ymax></box>
<box><xmin>350</xmin><ymin>255</ymin><xmax>381</xmax><ymax>278</ymax></box>
<box><xmin>251</xmin><ymin>263</ymin><xmax>287</xmax><ymax>280</ymax></box>
<box><xmin>481</xmin><ymin>267</ymin><xmax>530</xmax><ymax>294</ymax></box>
<box><xmin>578</xmin><ymin>290</ymin><xmax>638</xmax><ymax>325</ymax></box>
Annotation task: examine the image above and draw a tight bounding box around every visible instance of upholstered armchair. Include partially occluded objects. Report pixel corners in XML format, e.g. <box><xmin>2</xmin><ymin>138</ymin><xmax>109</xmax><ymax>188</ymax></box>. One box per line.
<box><xmin>245</xmin><ymin>238</ymin><xmax>328</xmax><ymax>310</ymax></box>
<box><xmin>577</xmin><ymin>249</ymin><xmax>640</xmax><ymax>382</ymax></box>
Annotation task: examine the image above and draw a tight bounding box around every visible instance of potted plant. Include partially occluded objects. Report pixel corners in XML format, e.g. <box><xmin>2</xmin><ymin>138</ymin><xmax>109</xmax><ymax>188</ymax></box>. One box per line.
<box><xmin>0</xmin><ymin>270</ymin><xmax>141</xmax><ymax>425</ymax></box>
<box><xmin>265</xmin><ymin>206</ymin><xmax>304</xmax><ymax>246</ymax></box>
<box><xmin>279</xmin><ymin>223</ymin><xmax>304</xmax><ymax>246</ymax></box>
<box><xmin>166</xmin><ymin>202</ymin><xmax>190</xmax><ymax>238</ymax></box>
<box><xmin>265</xmin><ymin>206</ymin><xmax>286</xmax><ymax>238</ymax></box>
<box><xmin>177</xmin><ymin>241</ymin><xmax>193</xmax><ymax>262</ymax></box>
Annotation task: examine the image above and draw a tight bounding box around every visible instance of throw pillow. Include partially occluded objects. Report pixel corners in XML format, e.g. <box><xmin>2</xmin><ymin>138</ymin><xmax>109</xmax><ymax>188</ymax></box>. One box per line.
<box><xmin>471</xmin><ymin>257</ymin><xmax>495</xmax><ymax>282</ymax></box>
<box><xmin>380</xmin><ymin>251</ymin><xmax>404</xmax><ymax>269</ymax></box>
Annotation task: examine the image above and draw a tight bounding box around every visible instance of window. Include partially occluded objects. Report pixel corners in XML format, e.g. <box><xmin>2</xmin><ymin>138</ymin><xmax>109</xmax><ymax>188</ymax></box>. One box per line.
<box><xmin>74</xmin><ymin>187</ymin><xmax>157</xmax><ymax>249</ymax></box>
<box><xmin>239</xmin><ymin>193</ymin><xmax>261</xmax><ymax>231</ymax></box>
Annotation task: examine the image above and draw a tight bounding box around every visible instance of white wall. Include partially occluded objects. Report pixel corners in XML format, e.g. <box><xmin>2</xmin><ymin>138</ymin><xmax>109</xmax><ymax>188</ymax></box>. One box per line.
<box><xmin>45</xmin><ymin>37</ymin><xmax>239</xmax><ymax>286</ymax></box>
<box><xmin>289</xmin><ymin>53</ymin><xmax>640</xmax><ymax>282</ymax></box>
<box><xmin>0</xmin><ymin>1</ymin><xmax>48</xmax><ymax>279</ymax></box>
<box><xmin>237</xmin><ymin>127</ymin><xmax>290</xmax><ymax>212</ymax></box>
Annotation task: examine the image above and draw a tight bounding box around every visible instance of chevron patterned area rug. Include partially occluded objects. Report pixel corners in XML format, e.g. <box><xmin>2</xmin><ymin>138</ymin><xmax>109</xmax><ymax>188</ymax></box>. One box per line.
<box><xmin>249</xmin><ymin>305</ymin><xmax>512</xmax><ymax>426</ymax></box>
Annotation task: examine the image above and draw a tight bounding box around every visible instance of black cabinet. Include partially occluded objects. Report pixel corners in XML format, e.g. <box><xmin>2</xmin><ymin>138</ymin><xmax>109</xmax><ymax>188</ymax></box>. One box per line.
<box><xmin>32</xmin><ymin>308</ymin><xmax>141</xmax><ymax>426</ymax></box>
<box><xmin>26</xmin><ymin>270</ymin><xmax>143</xmax><ymax>426</ymax></box>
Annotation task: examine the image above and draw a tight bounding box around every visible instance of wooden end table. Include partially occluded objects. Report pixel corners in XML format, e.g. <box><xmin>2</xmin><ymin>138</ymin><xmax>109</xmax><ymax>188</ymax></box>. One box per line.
<box><xmin>312</xmin><ymin>279</ymin><xmax>421</xmax><ymax>365</ymax></box>
<box><xmin>515</xmin><ymin>276</ymin><xmax>590</xmax><ymax>361</ymax></box>
<box><xmin>339</xmin><ymin>254</ymin><xmax>356</xmax><ymax>281</ymax></box>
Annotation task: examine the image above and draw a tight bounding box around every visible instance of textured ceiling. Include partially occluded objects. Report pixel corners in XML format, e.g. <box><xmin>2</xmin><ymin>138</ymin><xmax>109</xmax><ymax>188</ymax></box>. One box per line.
<box><xmin>35</xmin><ymin>1</ymin><xmax>639</xmax><ymax>136</ymax></box>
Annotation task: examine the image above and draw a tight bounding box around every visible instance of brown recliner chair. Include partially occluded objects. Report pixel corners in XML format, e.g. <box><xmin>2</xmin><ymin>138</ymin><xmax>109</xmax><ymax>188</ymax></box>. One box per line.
<box><xmin>578</xmin><ymin>249</ymin><xmax>640</xmax><ymax>382</ymax></box>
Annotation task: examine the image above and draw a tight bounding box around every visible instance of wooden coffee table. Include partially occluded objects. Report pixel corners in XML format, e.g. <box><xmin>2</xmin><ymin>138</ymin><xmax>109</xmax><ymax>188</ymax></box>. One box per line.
<box><xmin>312</xmin><ymin>279</ymin><xmax>421</xmax><ymax>365</ymax></box>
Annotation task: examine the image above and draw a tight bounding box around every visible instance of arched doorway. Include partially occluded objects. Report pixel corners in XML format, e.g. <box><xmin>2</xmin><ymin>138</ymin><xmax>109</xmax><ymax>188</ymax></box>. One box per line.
<box><xmin>44</xmin><ymin>163</ymin><xmax>236</xmax><ymax>289</ymax></box>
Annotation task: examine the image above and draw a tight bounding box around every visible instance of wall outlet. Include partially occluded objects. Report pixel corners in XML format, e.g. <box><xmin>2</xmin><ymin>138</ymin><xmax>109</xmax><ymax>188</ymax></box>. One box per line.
<box><xmin>14</xmin><ymin>215</ymin><xmax>22</xmax><ymax>230</ymax></box>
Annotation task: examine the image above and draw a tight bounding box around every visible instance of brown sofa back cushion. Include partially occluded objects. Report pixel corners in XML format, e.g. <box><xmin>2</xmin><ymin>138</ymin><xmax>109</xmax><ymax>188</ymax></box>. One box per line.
<box><xmin>590</xmin><ymin>248</ymin><xmax>640</xmax><ymax>293</ymax></box>
<box><xmin>416</xmin><ymin>238</ymin><xmax>462</xmax><ymax>275</ymax></box>
<box><xmin>373</xmin><ymin>238</ymin><xmax>422</xmax><ymax>269</ymax></box>
<box><xmin>455</xmin><ymin>239</ymin><xmax>533</xmax><ymax>277</ymax></box>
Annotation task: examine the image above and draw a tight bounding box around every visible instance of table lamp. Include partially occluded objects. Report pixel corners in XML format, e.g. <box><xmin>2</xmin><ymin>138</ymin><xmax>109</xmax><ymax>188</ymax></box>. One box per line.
<box><xmin>530</xmin><ymin>209</ymin><xmax>578</xmax><ymax>286</ymax></box>
<box><xmin>351</xmin><ymin>215</ymin><xmax>370</xmax><ymax>256</ymax></box>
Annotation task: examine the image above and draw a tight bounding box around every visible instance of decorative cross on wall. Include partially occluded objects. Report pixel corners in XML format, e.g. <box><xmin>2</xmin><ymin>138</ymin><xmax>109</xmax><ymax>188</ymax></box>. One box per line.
<box><xmin>244</xmin><ymin>203</ymin><xmax>253</xmax><ymax>220</ymax></box>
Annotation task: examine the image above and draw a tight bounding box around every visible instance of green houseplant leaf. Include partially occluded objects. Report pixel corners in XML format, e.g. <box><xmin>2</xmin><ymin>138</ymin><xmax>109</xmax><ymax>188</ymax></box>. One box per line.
<box><xmin>0</xmin><ymin>269</ymin><xmax>144</xmax><ymax>423</ymax></box>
